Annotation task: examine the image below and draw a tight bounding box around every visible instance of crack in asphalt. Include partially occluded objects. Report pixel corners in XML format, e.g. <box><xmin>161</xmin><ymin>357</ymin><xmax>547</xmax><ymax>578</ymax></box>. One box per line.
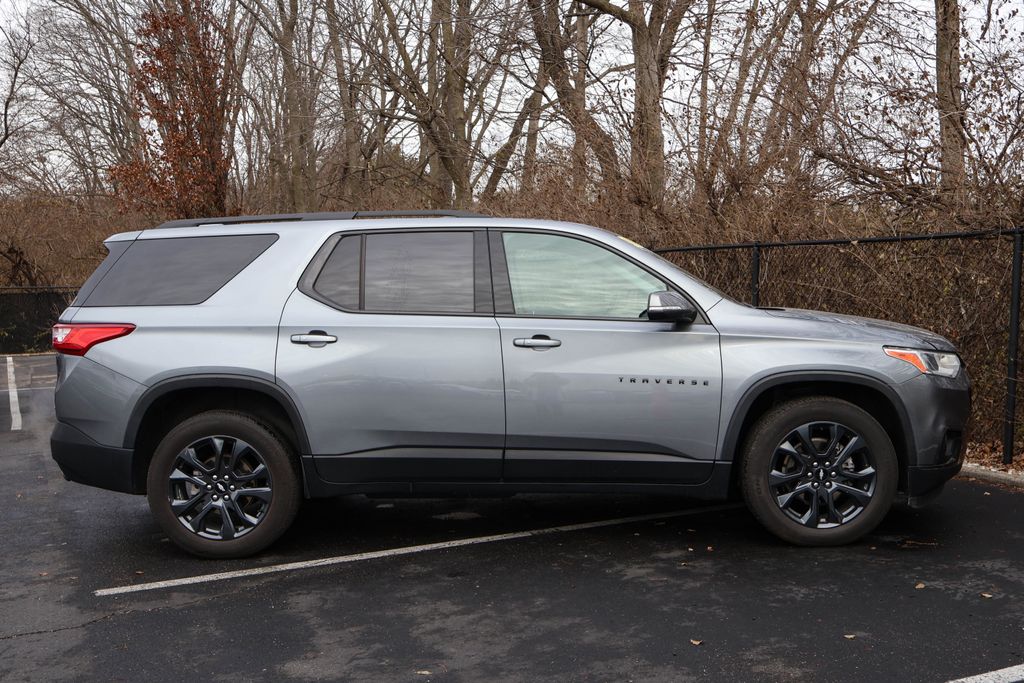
<box><xmin>0</xmin><ymin>593</ymin><xmax>227</xmax><ymax>641</ymax></box>
<box><xmin>0</xmin><ymin>613</ymin><xmax>116</xmax><ymax>641</ymax></box>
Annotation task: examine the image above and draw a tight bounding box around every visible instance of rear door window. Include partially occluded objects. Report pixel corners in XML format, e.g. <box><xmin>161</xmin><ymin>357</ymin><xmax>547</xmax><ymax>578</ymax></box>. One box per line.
<box><xmin>79</xmin><ymin>234</ymin><xmax>278</xmax><ymax>306</ymax></box>
<box><xmin>312</xmin><ymin>231</ymin><xmax>482</xmax><ymax>314</ymax></box>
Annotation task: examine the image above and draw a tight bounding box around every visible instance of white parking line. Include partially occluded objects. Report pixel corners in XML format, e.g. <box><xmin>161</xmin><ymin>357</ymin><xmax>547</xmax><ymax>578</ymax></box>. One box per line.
<box><xmin>6</xmin><ymin>357</ymin><xmax>21</xmax><ymax>431</ymax></box>
<box><xmin>95</xmin><ymin>503</ymin><xmax>742</xmax><ymax>597</ymax></box>
<box><xmin>948</xmin><ymin>663</ymin><xmax>1024</xmax><ymax>683</ymax></box>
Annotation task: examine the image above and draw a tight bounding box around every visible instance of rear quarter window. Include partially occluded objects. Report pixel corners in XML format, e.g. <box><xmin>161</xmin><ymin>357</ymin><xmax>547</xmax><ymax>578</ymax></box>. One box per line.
<box><xmin>79</xmin><ymin>234</ymin><xmax>278</xmax><ymax>307</ymax></box>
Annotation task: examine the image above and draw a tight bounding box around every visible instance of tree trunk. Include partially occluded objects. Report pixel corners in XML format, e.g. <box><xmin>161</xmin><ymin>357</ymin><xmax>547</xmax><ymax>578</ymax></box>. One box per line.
<box><xmin>630</xmin><ymin>24</ymin><xmax>666</xmax><ymax>213</ymax></box>
<box><xmin>522</xmin><ymin>70</ymin><xmax>547</xmax><ymax>190</ymax></box>
<box><xmin>527</xmin><ymin>0</ymin><xmax>620</xmax><ymax>188</ymax></box>
<box><xmin>935</xmin><ymin>0</ymin><xmax>965</xmax><ymax>198</ymax></box>
<box><xmin>571</xmin><ymin>7</ymin><xmax>588</xmax><ymax>193</ymax></box>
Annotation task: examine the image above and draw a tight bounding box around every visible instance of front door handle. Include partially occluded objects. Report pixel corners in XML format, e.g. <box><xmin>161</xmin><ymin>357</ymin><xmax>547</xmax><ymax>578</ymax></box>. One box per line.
<box><xmin>290</xmin><ymin>331</ymin><xmax>338</xmax><ymax>347</ymax></box>
<box><xmin>513</xmin><ymin>335</ymin><xmax>562</xmax><ymax>349</ymax></box>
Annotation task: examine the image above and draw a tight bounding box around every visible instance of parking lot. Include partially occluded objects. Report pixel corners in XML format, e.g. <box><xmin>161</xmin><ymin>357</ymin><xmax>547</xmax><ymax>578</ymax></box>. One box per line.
<box><xmin>1</xmin><ymin>354</ymin><xmax>1022</xmax><ymax>682</ymax></box>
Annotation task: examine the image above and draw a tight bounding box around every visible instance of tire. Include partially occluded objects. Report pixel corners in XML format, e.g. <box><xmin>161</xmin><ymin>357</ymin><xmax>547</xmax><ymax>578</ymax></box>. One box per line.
<box><xmin>146</xmin><ymin>410</ymin><xmax>302</xmax><ymax>558</ymax></box>
<box><xmin>740</xmin><ymin>396</ymin><xmax>898</xmax><ymax>546</ymax></box>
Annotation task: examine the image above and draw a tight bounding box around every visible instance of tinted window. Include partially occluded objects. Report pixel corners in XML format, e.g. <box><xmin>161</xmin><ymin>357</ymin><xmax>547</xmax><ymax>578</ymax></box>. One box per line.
<box><xmin>501</xmin><ymin>232</ymin><xmax>665</xmax><ymax>318</ymax></box>
<box><xmin>72</xmin><ymin>240</ymin><xmax>131</xmax><ymax>306</ymax></box>
<box><xmin>81</xmin><ymin>234</ymin><xmax>278</xmax><ymax>306</ymax></box>
<box><xmin>313</xmin><ymin>236</ymin><xmax>361</xmax><ymax>309</ymax></box>
<box><xmin>363</xmin><ymin>232</ymin><xmax>474</xmax><ymax>313</ymax></box>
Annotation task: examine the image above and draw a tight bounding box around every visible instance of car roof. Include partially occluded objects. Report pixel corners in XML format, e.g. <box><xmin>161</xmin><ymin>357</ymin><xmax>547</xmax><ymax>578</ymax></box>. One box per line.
<box><xmin>105</xmin><ymin>216</ymin><xmax>616</xmax><ymax>242</ymax></box>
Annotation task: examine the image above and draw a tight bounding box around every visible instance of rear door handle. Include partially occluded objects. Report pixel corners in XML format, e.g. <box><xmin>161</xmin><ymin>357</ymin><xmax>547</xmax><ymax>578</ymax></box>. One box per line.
<box><xmin>290</xmin><ymin>331</ymin><xmax>337</xmax><ymax>347</ymax></box>
<box><xmin>513</xmin><ymin>335</ymin><xmax>561</xmax><ymax>349</ymax></box>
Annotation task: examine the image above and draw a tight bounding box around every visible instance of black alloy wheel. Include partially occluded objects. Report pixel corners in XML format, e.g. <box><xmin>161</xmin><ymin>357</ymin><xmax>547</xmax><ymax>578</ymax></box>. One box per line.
<box><xmin>740</xmin><ymin>396</ymin><xmax>897</xmax><ymax>546</ymax></box>
<box><xmin>147</xmin><ymin>411</ymin><xmax>301</xmax><ymax>558</ymax></box>
<box><xmin>768</xmin><ymin>421</ymin><xmax>877</xmax><ymax>528</ymax></box>
<box><xmin>168</xmin><ymin>435</ymin><xmax>274</xmax><ymax>540</ymax></box>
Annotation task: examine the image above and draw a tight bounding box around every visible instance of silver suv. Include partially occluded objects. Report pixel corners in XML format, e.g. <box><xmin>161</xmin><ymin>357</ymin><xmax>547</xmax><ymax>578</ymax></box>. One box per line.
<box><xmin>50</xmin><ymin>211</ymin><xmax>970</xmax><ymax>557</ymax></box>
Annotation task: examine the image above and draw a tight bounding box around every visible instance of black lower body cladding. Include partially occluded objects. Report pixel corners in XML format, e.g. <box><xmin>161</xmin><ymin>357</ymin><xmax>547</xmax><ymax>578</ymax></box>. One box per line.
<box><xmin>51</xmin><ymin>421</ymin><xmax>138</xmax><ymax>494</ymax></box>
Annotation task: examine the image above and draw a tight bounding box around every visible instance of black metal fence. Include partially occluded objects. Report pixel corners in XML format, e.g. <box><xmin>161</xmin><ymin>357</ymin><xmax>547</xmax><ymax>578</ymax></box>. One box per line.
<box><xmin>0</xmin><ymin>287</ymin><xmax>77</xmax><ymax>354</ymax></box>
<box><xmin>657</xmin><ymin>228</ymin><xmax>1024</xmax><ymax>464</ymax></box>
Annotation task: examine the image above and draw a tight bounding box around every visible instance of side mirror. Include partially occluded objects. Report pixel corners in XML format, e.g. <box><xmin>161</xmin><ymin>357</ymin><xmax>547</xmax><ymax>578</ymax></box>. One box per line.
<box><xmin>647</xmin><ymin>291</ymin><xmax>698</xmax><ymax>324</ymax></box>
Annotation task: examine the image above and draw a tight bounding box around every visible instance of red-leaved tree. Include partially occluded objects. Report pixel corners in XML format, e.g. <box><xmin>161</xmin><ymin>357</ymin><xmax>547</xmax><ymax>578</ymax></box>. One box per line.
<box><xmin>110</xmin><ymin>0</ymin><xmax>233</xmax><ymax>218</ymax></box>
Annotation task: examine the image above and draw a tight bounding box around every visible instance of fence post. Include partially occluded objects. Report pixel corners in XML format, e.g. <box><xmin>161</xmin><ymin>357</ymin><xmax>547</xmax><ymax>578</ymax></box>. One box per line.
<box><xmin>1004</xmin><ymin>230</ymin><xmax>1023</xmax><ymax>464</ymax></box>
<box><xmin>751</xmin><ymin>243</ymin><xmax>761</xmax><ymax>307</ymax></box>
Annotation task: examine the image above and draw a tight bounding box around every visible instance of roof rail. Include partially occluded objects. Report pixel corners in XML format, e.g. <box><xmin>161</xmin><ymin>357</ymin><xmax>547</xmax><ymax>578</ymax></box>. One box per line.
<box><xmin>154</xmin><ymin>210</ymin><xmax>484</xmax><ymax>230</ymax></box>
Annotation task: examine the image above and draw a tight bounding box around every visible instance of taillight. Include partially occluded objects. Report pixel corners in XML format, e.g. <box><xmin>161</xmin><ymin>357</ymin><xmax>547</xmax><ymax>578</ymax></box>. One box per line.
<box><xmin>52</xmin><ymin>324</ymin><xmax>135</xmax><ymax>356</ymax></box>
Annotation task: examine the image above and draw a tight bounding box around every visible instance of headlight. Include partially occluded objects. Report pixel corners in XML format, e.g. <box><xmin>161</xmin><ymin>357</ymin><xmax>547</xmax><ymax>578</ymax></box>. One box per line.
<box><xmin>884</xmin><ymin>347</ymin><xmax>961</xmax><ymax>378</ymax></box>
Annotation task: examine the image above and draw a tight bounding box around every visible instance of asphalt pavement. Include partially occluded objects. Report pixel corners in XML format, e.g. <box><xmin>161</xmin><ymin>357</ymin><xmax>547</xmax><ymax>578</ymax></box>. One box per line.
<box><xmin>1</xmin><ymin>354</ymin><xmax>1022</xmax><ymax>682</ymax></box>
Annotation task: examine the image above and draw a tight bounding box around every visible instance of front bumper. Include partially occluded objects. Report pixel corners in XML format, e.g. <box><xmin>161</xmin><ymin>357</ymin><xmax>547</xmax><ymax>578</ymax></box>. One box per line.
<box><xmin>905</xmin><ymin>459</ymin><xmax>963</xmax><ymax>506</ymax></box>
<box><xmin>898</xmin><ymin>371</ymin><xmax>971</xmax><ymax>498</ymax></box>
<box><xmin>51</xmin><ymin>421</ymin><xmax>139</xmax><ymax>494</ymax></box>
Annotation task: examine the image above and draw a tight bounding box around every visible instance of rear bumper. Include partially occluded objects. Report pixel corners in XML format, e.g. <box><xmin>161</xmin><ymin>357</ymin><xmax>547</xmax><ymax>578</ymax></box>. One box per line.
<box><xmin>50</xmin><ymin>421</ymin><xmax>139</xmax><ymax>494</ymax></box>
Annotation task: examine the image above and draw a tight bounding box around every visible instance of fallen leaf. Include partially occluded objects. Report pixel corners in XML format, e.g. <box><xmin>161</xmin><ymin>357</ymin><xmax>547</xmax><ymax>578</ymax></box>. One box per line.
<box><xmin>135</xmin><ymin>570</ymin><xmax>145</xmax><ymax>575</ymax></box>
<box><xmin>38</xmin><ymin>571</ymin><xmax>48</xmax><ymax>577</ymax></box>
<box><xmin>981</xmin><ymin>593</ymin><xmax>993</xmax><ymax>599</ymax></box>
<box><xmin>706</xmin><ymin>546</ymin><xmax>714</xmax><ymax>552</ymax></box>
<box><xmin>414</xmin><ymin>671</ymin><xmax>432</xmax><ymax>676</ymax></box>
<box><xmin>690</xmin><ymin>639</ymin><xmax>702</xmax><ymax>646</ymax></box>
<box><xmin>984</xmin><ymin>492</ymin><xmax>991</xmax><ymax>496</ymax></box>
<box><xmin>843</xmin><ymin>634</ymin><xmax>856</xmax><ymax>640</ymax></box>
<box><xmin>687</xmin><ymin>547</ymin><xmax>694</xmax><ymax>552</ymax></box>
<box><xmin>869</xmin><ymin>546</ymin><xmax>877</xmax><ymax>550</ymax></box>
<box><xmin>914</xmin><ymin>582</ymin><xmax>925</xmax><ymax>589</ymax></box>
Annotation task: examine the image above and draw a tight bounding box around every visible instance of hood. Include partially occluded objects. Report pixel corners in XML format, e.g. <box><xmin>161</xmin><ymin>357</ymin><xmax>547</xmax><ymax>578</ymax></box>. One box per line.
<box><xmin>758</xmin><ymin>307</ymin><xmax>957</xmax><ymax>352</ymax></box>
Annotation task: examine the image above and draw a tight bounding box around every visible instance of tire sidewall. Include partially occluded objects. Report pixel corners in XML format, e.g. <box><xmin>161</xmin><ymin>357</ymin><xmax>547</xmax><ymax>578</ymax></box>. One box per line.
<box><xmin>741</xmin><ymin>398</ymin><xmax>898</xmax><ymax>546</ymax></box>
<box><xmin>146</xmin><ymin>411</ymin><xmax>301</xmax><ymax>558</ymax></box>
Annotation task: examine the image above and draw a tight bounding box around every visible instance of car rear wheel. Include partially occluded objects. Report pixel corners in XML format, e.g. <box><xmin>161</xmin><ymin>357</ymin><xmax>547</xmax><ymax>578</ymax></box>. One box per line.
<box><xmin>146</xmin><ymin>410</ymin><xmax>301</xmax><ymax>558</ymax></box>
<box><xmin>740</xmin><ymin>397</ymin><xmax>897</xmax><ymax>546</ymax></box>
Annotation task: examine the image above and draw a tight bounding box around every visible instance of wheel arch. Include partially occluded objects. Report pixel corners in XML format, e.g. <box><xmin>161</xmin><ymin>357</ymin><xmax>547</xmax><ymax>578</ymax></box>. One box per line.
<box><xmin>125</xmin><ymin>375</ymin><xmax>311</xmax><ymax>493</ymax></box>
<box><xmin>721</xmin><ymin>372</ymin><xmax>915</xmax><ymax>493</ymax></box>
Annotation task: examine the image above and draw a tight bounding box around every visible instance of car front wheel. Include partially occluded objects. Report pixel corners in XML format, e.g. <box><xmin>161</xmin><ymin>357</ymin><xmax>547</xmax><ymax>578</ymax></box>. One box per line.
<box><xmin>146</xmin><ymin>410</ymin><xmax>301</xmax><ymax>558</ymax></box>
<box><xmin>740</xmin><ymin>397</ymin><xmax>898</xmax><ymax>546</ymax></box>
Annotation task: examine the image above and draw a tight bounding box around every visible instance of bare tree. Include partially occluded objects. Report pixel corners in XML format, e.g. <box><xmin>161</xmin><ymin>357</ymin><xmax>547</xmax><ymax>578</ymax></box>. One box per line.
<box><xmin>368</xmin><ymin>0</ymin><xmax>530</xmax><ymax>207</ymax></box>
<box><xmin>528</xmin><ymin>0</ymin><xmax>620</xmax><ymax>189</ymax></box>
<box><xmin>238</xmin><ymin>0</ymin><xmax>327</xmax><ymax>211</ymax></box>
<box><xmin>0</xmin><ymin>20</ymin><xmax>33</xmax><ymax>156</ymax></box>
<box><xmin>576</xmin><ymin>0</ymin><xmax>691</xmax><ymax>215</ymax></box>
<box><xmin>30</xmin><ymin>0</ymin><xmax>146</xmax><ymax>192</ymax></box>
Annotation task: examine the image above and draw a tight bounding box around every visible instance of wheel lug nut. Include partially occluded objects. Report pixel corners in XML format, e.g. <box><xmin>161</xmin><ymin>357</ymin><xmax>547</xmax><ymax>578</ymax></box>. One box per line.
<box><xmin>812</xmin><ymin>462</ymin><xmax>819</xmax><ymax>467</ymax></box>
<box><xmin>212</xmin><ymin>495</ymin><xmax>219</xmax><ymax>500</ymax></box>
<box><xmin>812</xmin><ymin>482</ymin><xmax>820</xmax><ymax>488</ymax></box>
<box><xmin>229</xmin><ymin>485</ymin><xmax>235</xmax><ymax>490</ymax></box>
<box><xmin>831</xmin><ymin>471</ymin><xmax>837</xmax><ymax>477</ymax></box>
<box><xmin>212</xmin><ymin>475</ymin><xmax>218</xmax><ymax>480</ymax></box>
<box><xmin>206</xmin><ymin>485</ymin><xmax>212</xmax><ymax>490</ymax></box>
